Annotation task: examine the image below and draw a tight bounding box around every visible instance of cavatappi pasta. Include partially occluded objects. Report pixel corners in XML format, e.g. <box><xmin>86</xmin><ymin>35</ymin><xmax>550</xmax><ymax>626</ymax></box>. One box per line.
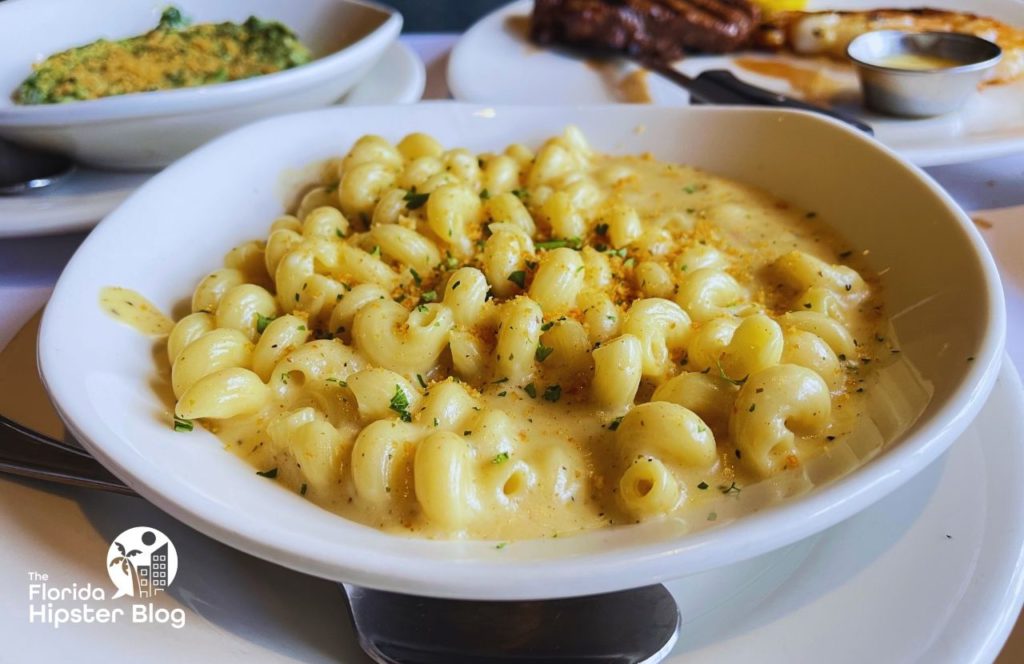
<box><xmin>165</xmin><ymin>128</ymin><xmax>891</xmax><ymax>539</ymax></box>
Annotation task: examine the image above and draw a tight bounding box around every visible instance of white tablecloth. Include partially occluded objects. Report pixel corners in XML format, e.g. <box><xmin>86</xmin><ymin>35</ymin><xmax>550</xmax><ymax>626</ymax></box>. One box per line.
<box><xmin>1</xmin><ymin>34</ymin><xmax>1022</xmax><ymax>661</ymax></box>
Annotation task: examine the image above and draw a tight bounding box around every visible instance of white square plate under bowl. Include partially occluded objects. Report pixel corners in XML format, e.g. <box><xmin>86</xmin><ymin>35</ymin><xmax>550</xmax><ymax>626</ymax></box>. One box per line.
<box><xmin>38</xmin><ymin>103</ymin><xmax>1005</xmax><ymax>600</ymax></box>
<box><xmin>0</xmin><ymin>0</ymin><xmax>401</xmax><ymax>170</ymax></box>
<box><xmin>448</xmin><ymin>0</ymin><xmax>1024</xmax><ymax>167</ymax></box>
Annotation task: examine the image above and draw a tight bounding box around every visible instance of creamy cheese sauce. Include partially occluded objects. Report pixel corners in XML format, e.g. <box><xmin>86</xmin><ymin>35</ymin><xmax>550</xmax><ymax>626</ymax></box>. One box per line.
<box><xmin>100</xmin><ymin>287</ymin><xmax>173</xmax><ymax>336</ymax></box>
<box><xmin>873</xmin><ymin>53</ymin><xmax>964</xmax><ymax>71</ymax></box>
<box><xmin>197</xmin><ymin>152</ymin><xmax>887</xmax><ymax>540</ymax></box>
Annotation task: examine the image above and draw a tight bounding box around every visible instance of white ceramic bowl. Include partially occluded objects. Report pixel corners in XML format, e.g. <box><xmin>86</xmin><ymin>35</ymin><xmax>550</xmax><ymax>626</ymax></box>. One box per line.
<box><xmin>39</xmin><ymin>104</ymin><xmax>1005</xmax><ymax>600</ymax></box>
<box><xmin>0</xmin><ymin>0</ymin><xmax>400</xmax><ymax>170</ymax></box>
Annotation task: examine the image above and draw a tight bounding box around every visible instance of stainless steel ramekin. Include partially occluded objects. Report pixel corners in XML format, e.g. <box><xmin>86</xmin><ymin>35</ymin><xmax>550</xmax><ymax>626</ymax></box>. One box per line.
<box><xmin>847</xmin><ymin>31</ymin><xmax>1002</xmax><ymax>117</ymax></box>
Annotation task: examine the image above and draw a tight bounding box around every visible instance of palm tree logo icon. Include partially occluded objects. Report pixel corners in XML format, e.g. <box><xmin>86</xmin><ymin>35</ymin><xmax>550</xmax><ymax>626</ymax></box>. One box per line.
<box><xmin>108</xmin><ymin>539</ymin><xmax>143</xmax><ymax>597</ymax></box>
<box><xmin>106</xmin><ymin>527</ymin><xmax>178</xmax><ymax>599</ymax></box>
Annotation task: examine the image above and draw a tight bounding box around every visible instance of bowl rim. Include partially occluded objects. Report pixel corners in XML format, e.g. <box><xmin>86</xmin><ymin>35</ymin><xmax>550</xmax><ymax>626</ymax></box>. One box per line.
<box><xmin>846</xmin><ymin>30</ymin><xmax>1004</xmax><ymax>76</ymax></box>
<box><xmin>0</xmin><ymin>0</ymin><xmax>401</xmax><ymax>126</ymax></box>
<box><xmin>37</xmin><ymin>103</ymin><xmax>1008</xmax><ymax>599</ymax></box>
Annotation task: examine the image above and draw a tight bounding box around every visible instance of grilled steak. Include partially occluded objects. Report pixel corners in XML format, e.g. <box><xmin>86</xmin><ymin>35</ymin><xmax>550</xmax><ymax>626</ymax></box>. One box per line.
<box><xmin>530</xmin><ymin>0</ymin><xmax>762</xmax><ymax>61</ymax></box>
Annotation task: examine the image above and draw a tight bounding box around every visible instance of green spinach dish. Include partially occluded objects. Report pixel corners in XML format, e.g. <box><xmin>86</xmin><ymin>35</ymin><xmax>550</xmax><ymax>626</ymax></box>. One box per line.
<box><xmin>14</xmin><ymin>7</ymin><xmax>312</xmax><ymax>104</ymax></box>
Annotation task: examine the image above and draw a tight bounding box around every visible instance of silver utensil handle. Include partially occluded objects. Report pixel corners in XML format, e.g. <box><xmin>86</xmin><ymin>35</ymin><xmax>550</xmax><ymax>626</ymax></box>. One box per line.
<box><xmin>645</xmin><ymin>62</ymin><xmax>874</xmax><ymax>136</ymax></box>
<box><xmin>0</xmin><ymin>415</ymin><xmax>135</xmax><ymax>495</ymax></box>
<box><xmin>342</xmin><ymin>583</ymin><xmax>680</xmax><ymax>663</ymax></box>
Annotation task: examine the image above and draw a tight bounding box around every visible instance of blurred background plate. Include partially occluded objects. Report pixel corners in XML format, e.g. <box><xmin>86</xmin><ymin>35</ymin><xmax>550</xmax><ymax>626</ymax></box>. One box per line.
<box><xmin>0</xmin><ymin>0</ymin><xmax>401</xmax><ymax>170</ymax></box>
<box><xmin>0</xmin><ymin>41</ymin><xmax>424</xmax><ymax>239</ymax></box>
<box><xmin>448</xmin><ymin>0</ymin><xmax>1024</xmax><ymax>166</ymax></box>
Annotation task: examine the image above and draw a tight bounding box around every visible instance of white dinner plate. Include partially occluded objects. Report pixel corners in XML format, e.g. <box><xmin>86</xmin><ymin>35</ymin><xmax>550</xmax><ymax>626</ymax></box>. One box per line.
<box><xmin>0</xmin><ymin>40</ymin><xmax>425</xmax><ymax>239</ymax></box>
<box><xmin>3</xmin><ymin>356</ymin><xmax>1021</xmax><ymax>662</ymax></box>
<box><xmin>37</xmin><ymin>103</ymin><xmax>1005</xmax><ymax>600</ymax></box>
<box><xmin>448</xmin><ymin>0</ymin><xmax>1024</xmax><ymax>167</ymax></box>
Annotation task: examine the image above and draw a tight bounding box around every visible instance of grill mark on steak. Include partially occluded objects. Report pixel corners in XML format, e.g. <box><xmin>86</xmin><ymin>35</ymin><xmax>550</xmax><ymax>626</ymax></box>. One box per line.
<box><xmin>530</xmin><ymin>0</ymin><xmax>762</xmax><ymax>60</ymax></box>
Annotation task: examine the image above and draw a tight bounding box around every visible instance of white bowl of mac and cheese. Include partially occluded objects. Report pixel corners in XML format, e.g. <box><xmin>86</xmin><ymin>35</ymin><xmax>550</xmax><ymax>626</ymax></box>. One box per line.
<box><xmin>39</xmin><ymin>103</ymin><xmax>1005</xmax><ymax>599</ymax></box>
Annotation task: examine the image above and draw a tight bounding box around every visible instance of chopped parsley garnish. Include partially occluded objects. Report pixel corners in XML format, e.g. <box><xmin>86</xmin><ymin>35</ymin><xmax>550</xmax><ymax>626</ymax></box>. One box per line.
<box><xmin>495</xmin><ymin>541</ymin><xmax>508</xmax><ymax>550</ymax></box>
<box><xmin>508</xmin><ymin>270</ymin><xmax>527</xmax><ymax>288</ymax></box>
<box><xmin>541</xmin><ymin>321</ymin><xmax>555</xmax><ymax>332</ymax></box>
<box><xmin>608</xmin><ymin>416</ymin><xmax>623</xmax><ymax>431</ymax></box>
<box><xmin>595</xmin><ymin>223</ymin><xmax>609</xmax><ymax>236</ymax></box>
<box><xmin>417</xmin><ymin>304</ymin><xmax>429</xmax><ymax>313</ymax></box>
<box><xmin>719</xmin><ymin>481</ymin><xmax>741</xmax><ymax>495</ymax></box>
<box><xmin>173</xmin><ymin>416</ymin><xmax>193</xmax><ymax>432</ymax></box>
<box><xmin>416</xmin><ymin>373</ymin><xmax>428</xmax><ymax>389</ymax></box>
<box><xmin>511</xmin><ymin>188</ymin><xmax>528</xmax><ymax>201</ymax></box>
<box><xmin>370</xmin><ymin>245</ymin><xmax>381</xmax><ymax>258</ymax></box>
<box><xmin>542</xmin><ymin>384</ymin><xmax>562</xmax><ymax>402</ymax></box>
<box><xmin>697</xmin><ymin>481</ymin><xmax>709</xmax><ymax>490</ymax></box>
<box><xmin>535</xmin><ymin>343</ymin><xmax>554</xmax><ymax>362</ymax></box>
<box><xmin>523</xmin><ymin>382</ymin><xmax>537</xmax><ymax>398</ymax></box>
<box><xmin>683</xmin><ymin>184</ymin><xmax>699</xmax><ymax>194</ymax></box>
<box><xmin>255</xmin><ymin>313</ymin><xmax>276</xmax><ymax>334</ymax></box>
<box><xmin>716</xmin><ymin>357</ymin><xmax>748</xmax><ymax>386</ymax></box>
<box><xmin>335</xmin><ymin>228</ymin><xmax>345</xmax><ymax>239</ymax></box>
<box><xmin>410</xmin><ymin>268</ymin><xmax>422</xmax><ymax>286</ymax></box>
<box><xmin>451</xmin><ymin>280</ymin><xmax>462</xmax><ymax>290</ymax></box>
<box><xmin>389</xmin><ymin>384</ymin><xmax>412</xmax><ymax>422</ymax></box>
<box><xmin>300</xmin><ymin>483</ymin><xmax>308</xmax><ymax>496</ymax></box>
<box><xmin>492</xmin><ymin>451</ymin><xmax>510</xmax><ymax>464</ymax></box>
<box><xmin>748</xmin><ymin>403</ymin><xmax>756</xmax><ymax>412</ymax></box>
<box><xmin>420</xmin><ymin>290</ymin><xmax>437</xmax><ymax>303</ymax></box>
<box><xmin>404</xmin><ymin>189</ymin><xmax>430</xmax><ymax>210</ymax></box>
<box><xmin>536</xmin><ymin>237</ymin><xmax>582</xmax><ymax>250</ymax></box>
<box><xmin>480</xmin><ymin>188</ymin><xmax>491</xmax><ymax>200</ymax></box>
<box><xmin>256</xmin><ymin>467</ymin><xmax>278</xmax><ymax>478</ymax></box>
<box><xmin>325</xmin><ymin>377</ymin><xmax>348</xmax><ymax>387</ymax></box>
